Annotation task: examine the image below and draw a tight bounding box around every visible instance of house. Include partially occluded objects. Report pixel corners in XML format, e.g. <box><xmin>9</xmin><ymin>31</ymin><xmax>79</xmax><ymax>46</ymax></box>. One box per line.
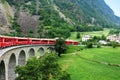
<box><xmin>82</xmin><ymin>35</ymin><xmax>92</xmax><ymax>42</ymax></box>
<box><xmin>107</xmin><ymin>34</ymin><xmax>120</xmax><ymax>44</ymax></box>
<box><xmin>116</xmin><ymin>40</ymin><xmax>120</xmax><ymax>44</ymax></box>
<box><xmin>107</xmin><ymin>35</ymin><xmax>117</xmax><ymax>42</ymax></box>
<box><xmin>99</xmin><ymin>40</ymin><xmax>107</xmax><ymax>45</ymax></box>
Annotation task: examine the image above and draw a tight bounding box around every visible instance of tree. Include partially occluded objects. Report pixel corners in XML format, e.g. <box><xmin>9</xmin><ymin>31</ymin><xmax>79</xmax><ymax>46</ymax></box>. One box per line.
<box><xmin>27</xmin><ymin>30</ymin><xmax>34</xmax><ymax>37</ymax></box>
<box><xmin>111</xmin><ymin>41</ymin><xmax>118</xmax><ymax>48</ymax></box>
<box><xmin>101</xmin><ymin>34</ymin><xmax>106</xmax><ymax>40</ymax></box>
<box><xmin>10</xmin><ymin>19</ymin><xmax>22</xmax><ymax>37</ymax></box>
<box><xmin>37</xmin><ymin>25</ymin><xmax>44</xmax><ymax>38</ymax></box>
<box><xmin>96</xmin><ymin>43</ymin><xmax>101</xmax><ymax>48</ymax></box>
<box><xmin>109</xmin><ymin>30</ymin><xmax>120</xmax><ymax>35</ymax></box>
<box><xmin>55</xmin><ymin>37</ymin><xmax>67</xmax><ymax>57</ymax></box>
<box><xmin>76</xmin><ymin>32</ymin><xmax>80</xmax><ymax>39</ymax></box>
<box><xmin>15</xmin><ymin>53</ymin><xmax>70</xmax><ymax>80</ymax></box>
<box><xmin>93</xmin><ymin>36</ymin><xmax>100</xmax><ymax>41</ymax></box>
<box><xmin>86</xmin><ymin>42</ymin><xmax>93</xmax><ymax>48</ymax></box>
<box><xmin>0</xmin><ymin>0</ymin><xmax>5</xmax><ymax>3</ymax></box>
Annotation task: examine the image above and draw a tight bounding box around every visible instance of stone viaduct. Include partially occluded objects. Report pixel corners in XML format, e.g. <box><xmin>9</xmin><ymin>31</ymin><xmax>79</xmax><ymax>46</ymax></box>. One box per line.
<box><xmin>0</xmin><ymin>44</ymin><xmax>54</xmax><ymax>80</ymax></box>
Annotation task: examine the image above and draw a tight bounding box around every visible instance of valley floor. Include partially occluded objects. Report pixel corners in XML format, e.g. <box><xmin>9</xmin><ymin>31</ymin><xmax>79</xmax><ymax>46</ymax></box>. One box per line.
<box><xmin>59</xmin><ymin>46</ymin><xmax>120</xmax><ymax>80</ymax></box>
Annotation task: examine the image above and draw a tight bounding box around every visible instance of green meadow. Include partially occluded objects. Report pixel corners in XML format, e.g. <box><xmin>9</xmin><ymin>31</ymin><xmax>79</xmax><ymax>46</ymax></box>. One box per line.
<box><xmin>69</xmin><ymin>28</ymin><xmax>111</xmax><ymax>41</ymax></box>
<box><xmin>59</xmin><ymin>46</ymin><xmax>120</xmax><ymax>80</ymax></box>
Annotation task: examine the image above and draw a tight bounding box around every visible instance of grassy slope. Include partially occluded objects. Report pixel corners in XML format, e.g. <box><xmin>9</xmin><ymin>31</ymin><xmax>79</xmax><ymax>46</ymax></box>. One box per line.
<box><xmin>69</xmin><ymin>28</ymin><xmax>111</xmax><ymax>41</ymax></box>
<box><xmin>59</xmin><ymin>46</ymin><xmax>120</xmax><ymax>80</ymax></box>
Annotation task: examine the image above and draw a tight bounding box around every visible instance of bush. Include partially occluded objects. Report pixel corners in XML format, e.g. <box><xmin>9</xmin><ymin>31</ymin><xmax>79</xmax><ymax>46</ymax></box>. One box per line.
<box><xmin>15</xmin><ymin>53</ymin><xmax>71</xmax><ymax>80</ymax></box>
<box><xmin>55</xmin><ymin>37</ymin><xmax>67</xmax><ymax>57</ymax></box>
<box><xmin>86</xmin><ymin>42</ymin><xmax>93</xmax><ymax>48</ymax></box>
<box><xmin>76</xmin><ymin>32</ymin><xmax>80</xmax><ymax>39</ymax></box>
<box><xmin>97</xmin><ymin>44</ymin><xmax>101</xmax><ymax>48</ymax></box>
<box><xmin>111</xmin><ymin>41</ymin><xmax>118</xmax><ymax>48</ymax></box>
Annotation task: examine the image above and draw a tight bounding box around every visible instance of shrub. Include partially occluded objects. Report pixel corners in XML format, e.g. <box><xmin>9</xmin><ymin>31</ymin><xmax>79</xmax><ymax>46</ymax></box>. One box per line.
<box><xmin>86</xmin><ymin>42</ymin><xmax>93</xmax><ymax>48</ymax></box>
<box><xmin>76</xmin><ymin>32</ymin><xmax>80</xmax><ymax>39</ymax></box>
<box><xmin>15</xmin><ymin>53</ymin><xmax>71</xmax><ymax>80</ymax></box>
<box><xmin>97</xmin><ymin>44</ymin><xmax>101</xmax><ymax>48</ymax></box>
<box><xmin>111</xmin><ymin>41</ymin><xmax>118</xmax><ymax>48</ymax></box>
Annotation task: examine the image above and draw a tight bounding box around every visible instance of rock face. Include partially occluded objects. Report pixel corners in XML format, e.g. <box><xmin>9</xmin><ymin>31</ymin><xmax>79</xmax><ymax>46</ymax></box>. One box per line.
<box><xmin>0</xmin><ymin>2</ymin><xmax>14</xmax><ymax>34</ymax></box>
<box><xmin>0</xmin><ymin>3</ymin><xmax>8</xmax><ymax>26</ymax></box>
<box><xmin>0</xmin><ymin>4</ymin><xmax>7</xmax><ymax>26</ymax></box>
<box><xmin>0</xmin><ymin>1</ymin><xmax>40</xmax><ymax>36</ymax></box>
<box><xmin>18</xmin><ymin>12</ymin><xmax>39</xmax><ymax>36</ymax></box>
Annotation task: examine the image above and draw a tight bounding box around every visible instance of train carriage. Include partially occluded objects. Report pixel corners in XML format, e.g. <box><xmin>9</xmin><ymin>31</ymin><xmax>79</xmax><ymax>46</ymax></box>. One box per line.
<box><xmin>0</xmin><ymin>35</ymin><xmax>78</xmax><ymax>48</ymax></box>
<box><xmin>0</xmin><ymin>36</ymin><xmax>17</xmax><ymax>48</ymax></box>
<box><xmin>65</xmin><ymin>40</ymin><xmax>78</xmax><ymax>45</ymax></box>
<box><xmin>30</xmin><ymin>38</ymin><xmax>41</xmax><ymax>44</ymax></box>
<box><xmin>73</xmin><ymin>41</ymin><xmax>79</xmax><ymax>45</ymax></box>
<box><xmin>48</xmin><ymin>39</ymin><xmax>56</xmax><ymax>44</ymax></box>
<box><xmin>40</xmin><ymin>39</ymin><xmax>56</xmax><ymax>44</ymax></box>
<box><xmin>16</xmin><ymin>37</ymin><xmax>29</xmax><ymax>45</ymax></box>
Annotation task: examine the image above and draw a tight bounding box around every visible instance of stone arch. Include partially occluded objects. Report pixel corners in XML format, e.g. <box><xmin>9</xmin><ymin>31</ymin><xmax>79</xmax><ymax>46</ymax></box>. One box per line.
<box><xmin>28</xmin><ymin>48</ymin><xmax>35</xmax><ymax>58</ymax></box>
<box><xmin>8</xmin><ymin>53</ymin><xmax>16</xmax><ymax>80</ymax></box>
<box><xmin>47</xmin><ymin>47</ymin><xmax>54</xmax><ymax>53</ymax></box>
<box><xmin>18</xmin><ymin>50</ymin><xmax>26</xmax><ymax>66</ymax></box>
<box><xmin>37</xmin><ymin>47</ymin><xmax>45</xmax><ymax>57</ymax></box>
<box><xmin>0</xmin><ymin>60</ymin><xmax>5</xmax><ymax>80</ymax></box>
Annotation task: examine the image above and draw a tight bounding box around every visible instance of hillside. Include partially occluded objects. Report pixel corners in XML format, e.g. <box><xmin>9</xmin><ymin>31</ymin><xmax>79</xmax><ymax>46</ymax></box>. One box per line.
<box><xmin>54</xmin><ymin>0</ymin><xmax>120</xmax><ymax>27</ymax></box>
<box><xmin>0</xmin><ymin>0</ymin><xmax>120</xmax><ymax>38</ymax></box>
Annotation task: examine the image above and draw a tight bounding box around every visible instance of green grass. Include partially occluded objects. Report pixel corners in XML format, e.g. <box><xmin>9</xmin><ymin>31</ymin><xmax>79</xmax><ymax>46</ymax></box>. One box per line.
<box><xmin>59</xmin><ymin>46</ymin><xmax>120</xmax><ymax>80</ymax></box>
<box><xmin>80</xmin><ymin>47</ymin><xmax>120</xmax><ymax>64</ymax></box>
<box><xmin>69</xmin><ymin>28</ymin><xmax>112</xmax><ymax>41</ymax></box>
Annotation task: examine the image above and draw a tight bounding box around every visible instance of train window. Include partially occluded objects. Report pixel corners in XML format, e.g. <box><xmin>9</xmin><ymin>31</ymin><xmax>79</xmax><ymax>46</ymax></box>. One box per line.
<box><xmin>32</xmin><ymin>40</ymin><xmax>40</xmax><ymax>42</ymax></box>
<box><xmin>18</xmin><ymin>39</ymin><xmax>28</xmax><ymax>41</ymax></box>
<box><xmin>0</xmin><ymin>37</ymin><xmax>2</xmax><ymax>42</ymax></box>
<box><xmin>4</xmin><ymin>38</ymin><xmax>16</xmax><ymax>42</ymax></box>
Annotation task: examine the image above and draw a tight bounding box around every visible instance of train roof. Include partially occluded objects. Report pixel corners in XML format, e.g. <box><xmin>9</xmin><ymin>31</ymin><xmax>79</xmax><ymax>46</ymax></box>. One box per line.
<box><xmin>0</xmin><ymin>35</ymin><xmax>78</xmax><ymax>42</ymax></box>
<box><xmin>66</xmin><ymin>39</ymin><xmax>78</xmax><ymax>42</ymax></box>
<box><xmin>0</xmin><ymin>35</ymin><xmax>16</xmax><ymax>39</ymax></box>
<box><xmin>0</xmin><ymin>35</ymin><xmax>55</xmax><ymax>40</ymax></box>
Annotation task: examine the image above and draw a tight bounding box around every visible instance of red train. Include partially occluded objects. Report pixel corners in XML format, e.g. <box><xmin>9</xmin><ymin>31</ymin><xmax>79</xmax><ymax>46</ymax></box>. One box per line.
<box><xmin>0</xmin><ymin>36</ymin><xmax>78</xmax><ymax>48</ymax></box>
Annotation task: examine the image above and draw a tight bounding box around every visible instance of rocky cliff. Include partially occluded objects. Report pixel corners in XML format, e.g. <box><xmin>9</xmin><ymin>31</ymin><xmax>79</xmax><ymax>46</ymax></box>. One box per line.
<box><xmin>0</xmin><ymin>1</ymin><xmax>14</xmax><ymax>34</ymax></box>
<box><xmin>17</xmin><ymin>12</ymin><xmax>39</xmax><ymax>36</ymax></box>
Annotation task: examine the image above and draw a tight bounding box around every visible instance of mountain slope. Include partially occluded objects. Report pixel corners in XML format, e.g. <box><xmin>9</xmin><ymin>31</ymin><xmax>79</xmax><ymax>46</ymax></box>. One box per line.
<box><xmin>54</xmin><ymin>0</ymin><xmax>120</xmax><ymax>27</ymax></box>
<box><xmin>0</xmin><ymin>0</ymin><xmax>120</xmax><ymax>38</ymax></box>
